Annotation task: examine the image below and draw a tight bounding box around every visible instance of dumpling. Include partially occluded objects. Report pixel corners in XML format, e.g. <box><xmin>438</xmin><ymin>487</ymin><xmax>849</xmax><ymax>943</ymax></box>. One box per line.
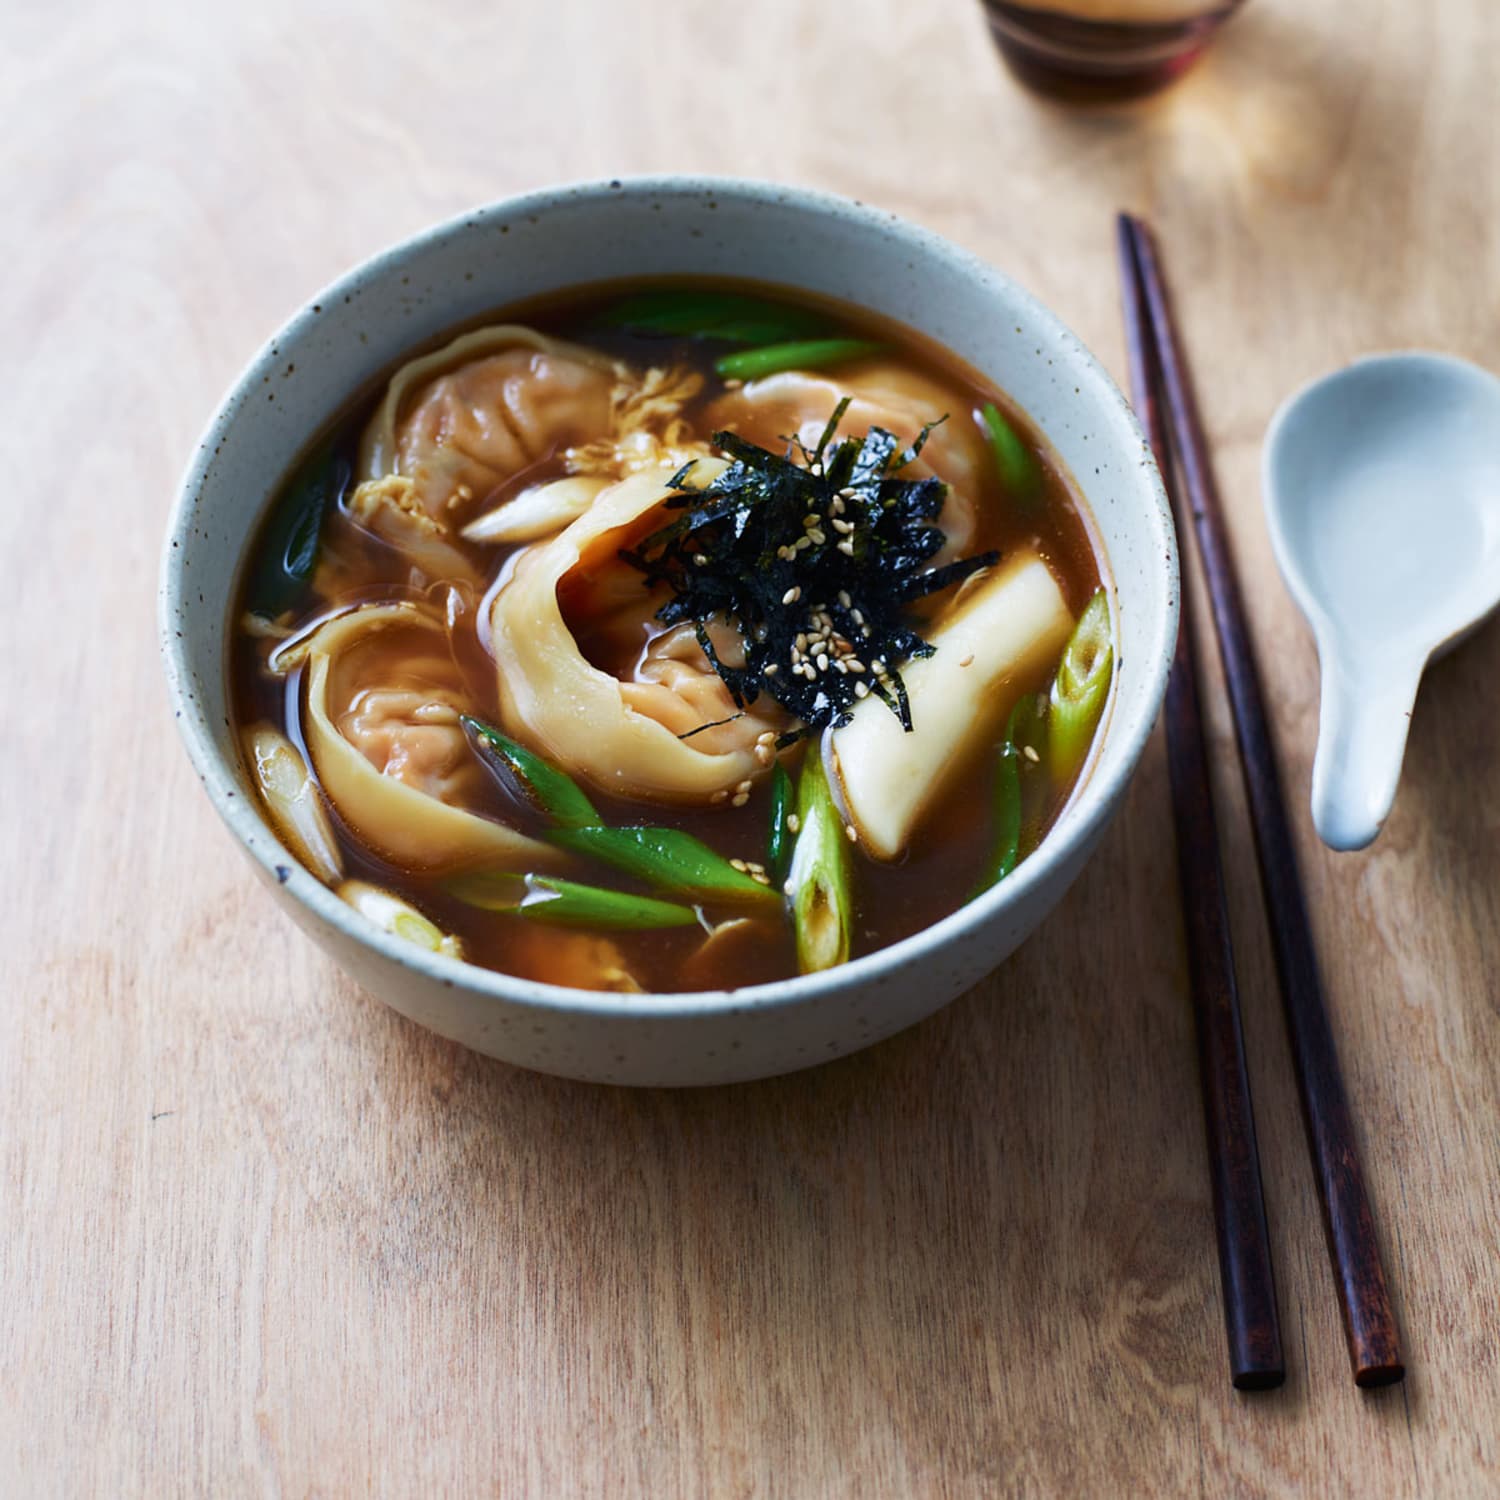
<box><xmin>488</xmin><ymin>466</ymin><xmax>786</xmax><ymax>805</ymax></box>
<box><xmin>356</xmin><ymin>325</ymin><xmax>621</xmax><ymax>514</ymax></box>
<box><xmin>344</xmin><ymin>326</ymin><xmax>621</xmax><ymax>587</ymax></box>
<box><xmin>278</xmin><ymin>602</ymin><xmax>560</xmax><ymax>872</ymax></box>
<box><xmin>707</xmin><ymin>362</ymin><xmax>990</xmax><ymax>561</ymax></box>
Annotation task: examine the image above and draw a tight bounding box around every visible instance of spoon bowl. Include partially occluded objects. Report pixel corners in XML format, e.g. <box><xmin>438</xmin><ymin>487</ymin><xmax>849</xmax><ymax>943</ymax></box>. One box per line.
<box><xmin>1263</xmin><ymin>352</ymin><xmax>1500</xmax><ymax>851</ymax></box>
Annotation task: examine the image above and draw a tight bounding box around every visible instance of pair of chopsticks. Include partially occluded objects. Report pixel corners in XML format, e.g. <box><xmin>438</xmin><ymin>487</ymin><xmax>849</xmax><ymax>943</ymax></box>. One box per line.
<box><xmin>1116</xmin><ymin>214</ymin><xmax>1404</xmax><ymax>1390</ymax></box>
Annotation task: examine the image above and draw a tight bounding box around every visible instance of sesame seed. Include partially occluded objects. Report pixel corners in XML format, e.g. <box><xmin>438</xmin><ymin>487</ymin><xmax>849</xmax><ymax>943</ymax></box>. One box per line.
<box><xmin>852</xmin><ymin>609</ymin><xmax>865</xmax><ymax>625</ymax></box>
<box><xmin>854</xmin><ymin>680</ymin><xmax>869</xmax><ymax>698</ymax></box>
<box><xmin>763</xmin><ymin>662</ymin><xmax>780</xmax><ymax>676</ymax></box>
<box><xmin>837</xmin><ymin>539</ymin><xmax>856</xmax><ymax>556</ymax></box>
<box><xmin>831</xmin><ymin>497</ymin><xmax>846</xmax><ymax>516</ymax></box>
<box><xmin>693</xmin><ymin>553</ymin><xmax>709</xmax><ymax>566</ymax></box>
<box><xmin>711</xmin><ymin>789</ymin><xmax>729</xmax><ymax>804</ymax></box>
<box><xmin>736</xmin><ymin>779</ymin><xmax>752</xmax><ymax>794</ymax></box>
<box><xmin>756</xmin><ymin>730</ymin><xmax>776</xmax><ymax>746</ymax></box>
<box><xmin>959</xmin><ymin>653</ymin><xmax>975</xmax><ymax>667</ymax></box>
<box><xmin>795</xmin><ymin>633</ymin><xmax>808</xmax><ymax>651</ymax></box>
<box><xmin>846</xmin><ymin>659</ymin><xmax>866</xmax><ymax>673</ymax></box>
<box><xmin>456</xmin><ymin>483</ymin><xmax>473</xmax><ymax>501</ymax></box>
<box><xmin>782</xmin><ymin>586</ymin><xmax>802</xmax><ymax>605</ymax></box>
<box><xmin>752</xmin><ymin>873</ymin><xmax>770</xmax><ymax>885</ymax></box>
<box><xmin>1023</xmin><ymin>745</ymin><xmax>1040</xmax><ymax>763</ymax></box>
<box><xmin>808</xmin><ymin>529</ymin><xmax>826</xmax><ymax>545</ymax></box>
<box><xmin>786</xmin><ymin>813</ymin><xmax>801</xmax><ymax>834</ymax></box>
<box><xmin>837</xmin><ymin>590</ymin><xmax>851</xmax><ymax>608</ymax></box>
<box><xmin>803</xmin><ymin>514</ymin><xmax>820</xmax><ymax>529</ymax></box>
<box><xmin>754</xmin><ymin>743</ymin><xmax>774</xmax><ymax>765</ymax></box>
<box><xmin>831</xmin><ymin>517</ymin><xmax>853</xmax><ymax>534</ymax></box>
<box><xmin>730</xmin><ymin>858</ymin><xmax>749</xmax><ymax>872</ymax></box>
<box><xmin>731</xmin><ymin>792</ymin><xmax>750</xmax><ymax>808</ymax></box>
<box><xmin>845</xmin><ymin>824</ymin><xmax>858</xmax><ymax>843</ymax></box>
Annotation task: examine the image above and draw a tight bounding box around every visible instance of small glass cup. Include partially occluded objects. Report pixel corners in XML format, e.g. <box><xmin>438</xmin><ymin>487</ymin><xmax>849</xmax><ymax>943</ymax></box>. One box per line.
<box><xmin>980</xmin><ymin>0</ymin><xmax>1248</xmax><ymax>101</ymax></box>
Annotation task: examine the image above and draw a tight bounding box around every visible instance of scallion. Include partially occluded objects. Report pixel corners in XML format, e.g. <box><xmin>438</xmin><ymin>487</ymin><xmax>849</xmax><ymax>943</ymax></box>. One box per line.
<box><xmin>766</xmin><ymin>761</ymin><xmax>794</xmax><ymax>886</ymax></box>
<box><xmin>600</xmin><ymin>289</ymin><xmax>827</xmax><ymax>346</ymax></box>
<box><xmin>979</xmin><ymin>401</ymin><xmax>1041</xmax><ymax>508</ymax></box>
<box><xmin>714</xmin><ymin>339</ymin><xmax>883</xmax><ymax>383</ymax></box>
<box><xmin>547</xmin><ymin>825</ymin><xmax>777</xmax><ymax>906</ymax></box>
<box><xmin>1049</xmin><ymin>590</ymin><xmax>1113</xmax><ymax>785</ymax></box>
<box><xmin>976</xmin><ymin>745</ymin><xmax>1023</xmax><ymax>892</ymax></box>
<box><xmin>787</xmin><ymin>750</ymin><xmax>852</xmax><ymax>973</ymax></box>
<box><xmin>461</xmin><ymin>716</ymin><xmax>600</xmax><ymax>829</ymax></box>
<box><xmin>249</xmin><ymin>445</ymin><xmax>347</xmax><ymax>616</ymax></box>
<box><xmin>447</xmin><ymin>871</ymin><xmax>698</xmax><ymax>930</ymax></box>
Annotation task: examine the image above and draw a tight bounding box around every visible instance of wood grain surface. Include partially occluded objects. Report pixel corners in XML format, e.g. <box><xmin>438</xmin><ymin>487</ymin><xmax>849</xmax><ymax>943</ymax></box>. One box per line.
<box><xmin>2</xmin><ymin>1</ymin><xmax>1497</xmax><ymax>1494</ymax></box>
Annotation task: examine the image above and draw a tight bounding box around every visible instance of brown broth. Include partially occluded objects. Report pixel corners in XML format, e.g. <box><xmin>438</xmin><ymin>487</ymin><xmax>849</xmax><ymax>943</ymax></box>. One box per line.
<box><xmin>230</xmin><ymin>280</ymin><xmax>1106</xmax><ymax>993</ymax></box>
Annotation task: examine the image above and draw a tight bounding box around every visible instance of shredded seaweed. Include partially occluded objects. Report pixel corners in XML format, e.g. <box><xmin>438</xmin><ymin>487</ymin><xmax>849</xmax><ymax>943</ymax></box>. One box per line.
<box><xmin>676</xmin><ymin>713</ymin><xmax>744</xmax><ymax>741</ymax></box>
<box><xmin>620</xmin><ymin>409</ymin><xmax>999</xmax><ymax>743</ymax></box>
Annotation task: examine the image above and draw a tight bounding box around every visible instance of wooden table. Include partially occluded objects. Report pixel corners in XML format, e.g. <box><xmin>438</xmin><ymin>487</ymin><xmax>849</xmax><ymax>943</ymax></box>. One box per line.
<box><xmin>4</xmin><ymin>1</ymin><xmax>1497</xmax><ymax>1493</ymax></box>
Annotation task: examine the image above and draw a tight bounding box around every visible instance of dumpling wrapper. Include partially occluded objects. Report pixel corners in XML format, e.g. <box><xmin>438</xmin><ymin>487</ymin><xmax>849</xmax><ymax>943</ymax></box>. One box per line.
<box><xmin>829</xmin><ymin>549</ymin><xmax>1075</xmax><ymax>860</ymax></box>
<box><xmin>298</xmin><ymin>602</ymin><xmax>559</xmax><ymax>873</ymax></box>
<box><xmin>489</xmin><ymin>465</ymin><xmax>784</xmax><ymax>805</ymax></box>
<box><xmin>460</xmin><ymin>476</ymin><xmax>611</xmax><ymax>546</ymax></box>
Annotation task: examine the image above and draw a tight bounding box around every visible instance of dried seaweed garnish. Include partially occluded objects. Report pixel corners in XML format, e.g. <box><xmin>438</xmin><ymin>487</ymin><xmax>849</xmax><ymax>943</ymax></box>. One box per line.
<box><xmin>620</xmin><ymin>406</ymin><xmax>999</xmax><ymax>744</ymax></box>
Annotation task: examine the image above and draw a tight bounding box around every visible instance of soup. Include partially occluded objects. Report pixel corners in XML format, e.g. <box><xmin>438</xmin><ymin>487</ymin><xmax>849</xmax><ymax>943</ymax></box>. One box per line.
<box><xmin>231</xmin><ymin>282</ymin><xmax>1112</xmax><ymax>993</ymax></box>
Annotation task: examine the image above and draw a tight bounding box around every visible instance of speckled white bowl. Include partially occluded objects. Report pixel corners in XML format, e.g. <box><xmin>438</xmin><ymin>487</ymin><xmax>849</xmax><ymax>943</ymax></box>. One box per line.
<box><xmin>161</xmin><ymin>176</ymin><xmax>1176</xmax><ymax>1086</ymax></box>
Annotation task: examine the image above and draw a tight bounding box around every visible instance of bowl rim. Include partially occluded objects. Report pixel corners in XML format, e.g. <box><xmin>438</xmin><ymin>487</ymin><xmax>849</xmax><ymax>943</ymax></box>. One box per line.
<box><xmin>160</xmin><ymin>172</ymin><xmax>1177</xmax><ymax>1019</ymax></box>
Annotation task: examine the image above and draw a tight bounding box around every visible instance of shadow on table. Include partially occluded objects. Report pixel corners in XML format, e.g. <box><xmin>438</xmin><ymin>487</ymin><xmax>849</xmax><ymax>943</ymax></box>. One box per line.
<box><xmin>332</xmin><ymin>753</ymin><xmax>1305</xmax><ymax>1480</ymax></box>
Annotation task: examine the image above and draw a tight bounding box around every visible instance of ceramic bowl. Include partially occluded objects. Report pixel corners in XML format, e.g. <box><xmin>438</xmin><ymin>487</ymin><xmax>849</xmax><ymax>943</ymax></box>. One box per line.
<box><xmin>160</xmin><ymin>176</ymin><xmax>1177</xmax><ymax>1086</ymax></box>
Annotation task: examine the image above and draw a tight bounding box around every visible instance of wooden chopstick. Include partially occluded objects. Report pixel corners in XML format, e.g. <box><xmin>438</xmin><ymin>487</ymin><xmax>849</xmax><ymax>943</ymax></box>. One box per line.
<box><xmin>1116</xmin><ymin>218</ymin><xmax>1284</xmax><ymax>1391</ymax></box>
<box><xmin>1119</xmin><ymin>212</ymin><xmax>1404</xmax><ymax>1388</ymax></box>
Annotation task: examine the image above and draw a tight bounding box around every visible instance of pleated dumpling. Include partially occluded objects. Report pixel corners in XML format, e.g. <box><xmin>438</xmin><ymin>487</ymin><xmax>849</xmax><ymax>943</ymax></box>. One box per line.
<box><xmin>286</xmin><ymin>602</ymin><xmax>559</xmax><ymax>872</ymax></box>
<box><xmin>488</xmin><ymin>466</ymin><xmax>786</xmax><ymax>805</ymax></box>
<box><xmin>707</xmin><ymin>362</ymin><xmax>989</xmax><ymax>561</ymax></box>
<box><xmin>356</xmin><ymin>325</ymin><xmax>621</xmax><ymax>513</ymax></box>
<box><xmin>345</xmin><ymin>326</ymin><xmax>621</xmax><ymax>587</ymax></box>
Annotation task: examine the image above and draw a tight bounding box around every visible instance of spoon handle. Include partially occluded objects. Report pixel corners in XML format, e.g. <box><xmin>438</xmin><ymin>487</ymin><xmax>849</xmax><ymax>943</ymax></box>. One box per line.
<box><xmin>1311</xmin><ymin>648</ymin><xmax>1425</xmax><ymax>852</ymax></box>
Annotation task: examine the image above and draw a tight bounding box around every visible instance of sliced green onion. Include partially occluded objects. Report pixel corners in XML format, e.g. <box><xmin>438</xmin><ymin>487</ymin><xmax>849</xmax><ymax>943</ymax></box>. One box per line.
<box><xmin>979</xmin><ymin>401</ymin><xmax>1041</xmax><ymax>508</ymax></box>
<box><xmin>787</xmin><ymin>750</ymin><xmax>852</xmax><ymax>974</ymax></box>
<box><xmin>600</xmin><ymin>289</ymin><xmax>826</xmax><ymax>345</ymax></box>
<box><xmin>547</xmin><ymin>825</ymin><xmax>777</xmax><ymax>906</ymax></box>
<box><xmin>243</xmin><ymin>724</ymin><xmax>343</xmax><ymax>885</ymax></box>
<box><xmin>338</xmin><ymin>880</ymin><xmax>462</xmax><ymax>958</ymax></box>
<box><xmin>447</xmin><ymin>871</ymin><xmax>698</xmax><ymax>929</ymax></box>
<box><xmin>1009</xmin><ymin>691</ymin><xmax>1054</xmax><ymax>862</ymax></box>
<box><xmin>1049</xmin><ymin>590</ymin><xmax>1113</xmax><ymax>785</ymax></box>
<box><xmin>519</xmin><ymin>876</ymin><xmax>699</xmax><ymax>929</ymax></box>
<box><xmin>974</xmin><ymin>690</ymin><xmax>1053</xmax><ymax>896</ymax></box>
<box><xmin>766</xmin><ymin>761</ymin><xmax>794</xmax><ymax>886</ymax></box>
<box><xmin>249</xmin><ymin>445</ymin><xmax>346</xmax><ymax>615</ymax></box>
<box><xmin>714</xmin><ymin>339</ymin><xmax>884</xmax><ymax>383</ymax></box>
<box><xmin>461</xmin><ymin>715</ymin><xmax>599</xmax><ymax>829</ymax></box>
<box><xmin>976</xmin><ymin>744</ymin><xmax>1023</xmax><ymax>893</ymax></box>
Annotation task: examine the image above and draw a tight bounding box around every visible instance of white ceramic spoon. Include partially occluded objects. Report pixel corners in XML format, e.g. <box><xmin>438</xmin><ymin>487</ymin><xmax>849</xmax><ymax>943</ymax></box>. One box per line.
<box><xmin>1263</xmin><ymin>352</ymin><xmax>1500</xmax><ymax>851</ymax></box>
